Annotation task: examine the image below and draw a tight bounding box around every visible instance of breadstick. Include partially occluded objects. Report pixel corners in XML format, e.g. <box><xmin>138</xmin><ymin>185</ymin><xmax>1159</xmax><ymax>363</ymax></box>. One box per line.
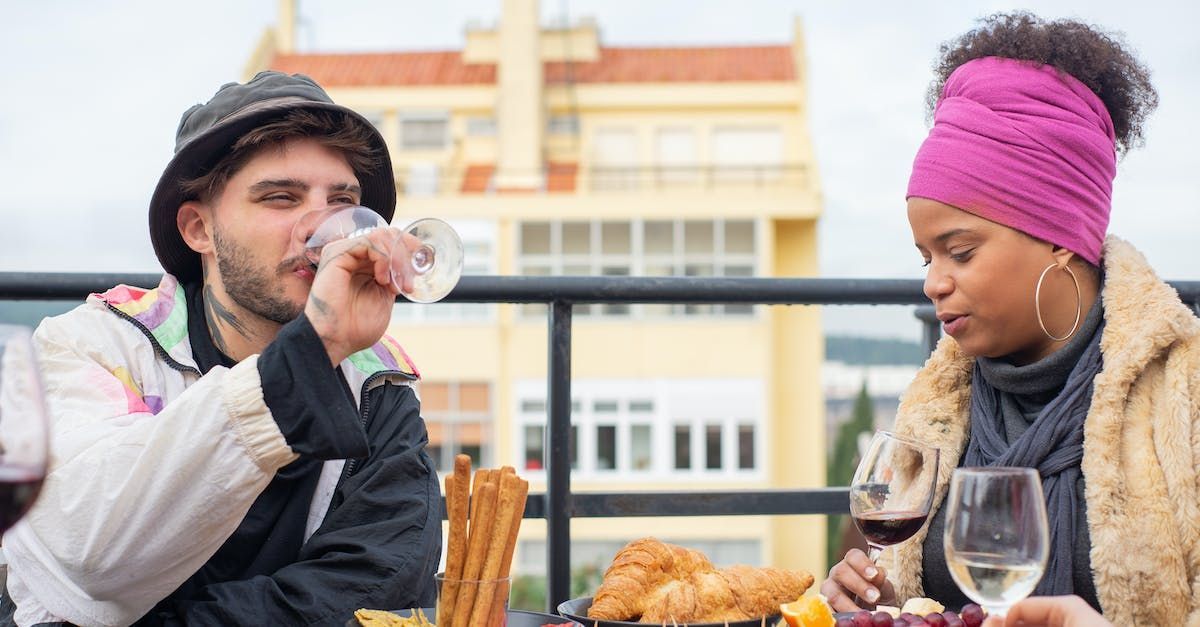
<box><xmin>469</xmin><ymin>469</ymin><xmax>491</xmax><ymax>524</ymax></box>
<box><xmin>469</xmin><ymin>473</ymin><xmax>522</xmax><ymax>627</ymax></box>
<box><xmin>489</xmin><ymin>477</ymin><xmax>529</xmax><ymax>625</ymax></box>
<box><xmin>453</xmin><ymin>480</ymin><xmax>498</xmax><ymax>627</ymax></box>
<box><xmin>438</xmin><ymin>455</ymin><xmax>472</xmax><ymax>627</ymax></box>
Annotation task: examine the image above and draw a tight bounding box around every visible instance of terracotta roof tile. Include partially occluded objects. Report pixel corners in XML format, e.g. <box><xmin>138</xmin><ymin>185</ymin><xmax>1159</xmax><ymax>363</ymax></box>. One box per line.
<box><xmin>268</xmin><ymin>45</ymin><xmax>793</xmax><ymax>87</ymax></box>
<box><xmin>271</xmin><ymin>51</ymin><xmax>495</xmax><ymax>86</ymax></box>
<box><xmin>459</xmin><ymin>162</ymin><xmax>577</xmax><ymax>194</ymax></box>
<box><xmin>547</xmin><ymin>46</ymin><xmax>794</xmax><ymax>83</ymax></box>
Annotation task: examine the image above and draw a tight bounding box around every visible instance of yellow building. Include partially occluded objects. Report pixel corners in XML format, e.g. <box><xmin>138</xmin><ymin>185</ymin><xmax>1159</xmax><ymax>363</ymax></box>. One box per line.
<box><xmin>247</xmin><ymin>0</ymin><xmax>826</xmax><ymax>588</ymax></box>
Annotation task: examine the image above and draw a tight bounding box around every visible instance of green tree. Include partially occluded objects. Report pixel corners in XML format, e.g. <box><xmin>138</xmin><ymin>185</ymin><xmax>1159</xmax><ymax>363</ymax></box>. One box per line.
<box><xmin>826</xmin><ymin>380</ymin><xmax>875</xmax><ymax>566</ymax></box>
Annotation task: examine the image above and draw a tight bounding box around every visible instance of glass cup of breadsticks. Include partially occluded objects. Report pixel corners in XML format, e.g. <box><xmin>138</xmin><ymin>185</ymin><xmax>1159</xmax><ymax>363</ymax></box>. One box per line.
<box><xmin>437</xmin><ymin>454</ymin><xmax>530</xmax><ymax>627</ymax></box>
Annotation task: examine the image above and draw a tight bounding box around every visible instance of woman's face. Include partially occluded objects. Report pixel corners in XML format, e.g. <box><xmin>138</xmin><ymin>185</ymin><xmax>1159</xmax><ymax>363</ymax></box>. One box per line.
<box><xmin>907</xmin><ymin>197</ymin><xmax>1079</xmax><ymax>364</ymax></box>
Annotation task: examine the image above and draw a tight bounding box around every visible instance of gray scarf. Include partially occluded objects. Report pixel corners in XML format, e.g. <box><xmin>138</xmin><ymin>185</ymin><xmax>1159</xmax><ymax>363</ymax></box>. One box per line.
<box><xmin>962</xmin><ymin>319</ymin><xmax>1105</xmax><ymax>596</ymax></box>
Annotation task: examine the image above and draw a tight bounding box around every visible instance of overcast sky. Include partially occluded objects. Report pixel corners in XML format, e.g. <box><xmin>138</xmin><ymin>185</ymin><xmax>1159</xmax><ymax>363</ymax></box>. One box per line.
<box><xmin>2</xmin><ymin>1</ymin><xmax>1196</xmax><ymax>340</ymax></box>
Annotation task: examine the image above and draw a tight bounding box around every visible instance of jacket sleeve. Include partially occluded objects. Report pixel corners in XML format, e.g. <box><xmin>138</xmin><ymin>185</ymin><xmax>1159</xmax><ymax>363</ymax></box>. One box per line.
<box><xmin>3</xmin><ymin>305</ymin><xmax>300</xmax><ymax>627</ymax></box>
<box><xmin>155</xmin><ymin>382</ymin><xmax>443</xmax><ymax>626</ymax></box>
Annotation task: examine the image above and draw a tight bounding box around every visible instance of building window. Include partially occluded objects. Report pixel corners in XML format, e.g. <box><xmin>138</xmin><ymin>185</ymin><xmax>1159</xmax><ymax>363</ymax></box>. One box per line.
<box><xmin>631</xmin><ymin>424</ymin><xmax>652</xmax><ymax>471</ymax></box>
<box><xmin>738</xmin><ymin>425</ymin><xmax>756</xmax><ymax>470</ymax></box>
<box><xmin>400</xmin><ymin>113</ymin><xmax>449</xmax><ymax>150</ymax></box>
<box><xmin>548</xmin><ymin>115</ymin><xmax>580</xmax><ymax>135</ymax></box>
<box><xmin>596</xmin><ymin>425</ymin><xmax>617</xmax><ymax>470</ymax></box>
<box><xmin>674</xmin><ymin>425</ymin><xmax>692</xmax><ymax>470</ymax></box>
<box><xmin>711</xmin><ymin>126</ymin><xmax>783</xmax><ymax>183</ymax></box>
<box><xmin>655</xmin><ymin>127</ymin><xmax>699</xmax><ymax>185</ymax></box>
<box><xmin>523</xmin><ymin>425</ymin><xmax>544</xmax><ymax>470</ymax></box>
<box><xmin>516</xmin><ymin>219</ymin><xmax>757</xmax><ymax>318</ymax></box>
<box><xmin>421</xmin><ymin>381</ymin><xmax>492</xmax><ymax>471</ymax></box>
<box><xmin>466</xmin><ymin>117</ymin><xmax>497</xmax><ymax>136</ymax></box>
<box><xmin>516</xmin><ymin>379</ymin><xmax>764</xmax><ymax>480</ymax></box>
<box><xmin>705</xmin><ymin>424</ymin><xmax>723</xmax><ymax>470</ymax></box>
<box><xmin>590</xmin><ymin>127</ymin><xmax>639</xmax><ymax>190</ymax></box>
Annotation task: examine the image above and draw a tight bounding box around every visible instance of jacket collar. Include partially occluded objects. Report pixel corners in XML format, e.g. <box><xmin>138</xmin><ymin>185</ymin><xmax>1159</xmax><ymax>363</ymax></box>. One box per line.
<box><xmin>92</xmin><ymin>274</ymin><xmax>419</xmax><ymax>384</ymax></box>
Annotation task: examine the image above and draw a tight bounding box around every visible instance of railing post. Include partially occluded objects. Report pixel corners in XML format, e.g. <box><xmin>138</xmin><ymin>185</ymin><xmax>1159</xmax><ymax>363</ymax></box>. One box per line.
<box><xmin>546</xmin><ymin>300</ymin><xmax>573</xmax><ymax>613</ymax></box>
<box><xmin>915</xmin><ymin>305</ymin><xmax>940</xmax><ymax>357</ymax></box>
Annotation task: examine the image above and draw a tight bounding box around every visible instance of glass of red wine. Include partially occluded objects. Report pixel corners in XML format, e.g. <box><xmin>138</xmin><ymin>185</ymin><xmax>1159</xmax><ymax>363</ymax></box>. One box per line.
<box><xmin>293</xmin><ymin>205</ymin><xmax>464</xmax><ymax>304</ymax></box>
<box><xmin>849</xmin><ymin>431</ymin><xmax>940</xmax><ymax>563</ymax></box>
<box><xmin>0</xmin><ymin>324</ymin><xmax>50</xmax><ymax>533</ymax></box>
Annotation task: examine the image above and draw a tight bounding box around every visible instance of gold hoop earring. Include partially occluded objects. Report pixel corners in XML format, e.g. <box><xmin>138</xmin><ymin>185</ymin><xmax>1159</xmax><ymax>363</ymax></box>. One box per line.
<box><xmin>1035</xmin><ymin>263</ymin><xmax>1082</xmax><ymax>342</ymax></box>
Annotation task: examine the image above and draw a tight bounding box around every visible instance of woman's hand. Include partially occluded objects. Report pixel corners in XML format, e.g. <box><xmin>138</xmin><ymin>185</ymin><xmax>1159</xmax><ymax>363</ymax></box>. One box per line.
<box><xmin>981</xmin><ymin>596</ymin><xmax>1109</xmax><ymax>627</ymax></box>
<box><xmin>819</xmin><ymin>549</ymin><xmax>897</xmax><ymax>612</ymax></box>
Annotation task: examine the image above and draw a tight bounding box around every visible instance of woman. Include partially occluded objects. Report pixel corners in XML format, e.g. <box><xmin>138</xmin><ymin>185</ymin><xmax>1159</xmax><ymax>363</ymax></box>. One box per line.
<box><xmin>821</xmin><ymin>12</ymin><xmax>1200</xmax><ymax>625</ymax></box>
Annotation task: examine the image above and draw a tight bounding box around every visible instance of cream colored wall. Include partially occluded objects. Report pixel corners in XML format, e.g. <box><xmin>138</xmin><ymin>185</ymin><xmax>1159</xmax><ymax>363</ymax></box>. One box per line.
<box><xmin>769</xmin><ymin>218</ymin><xmax>826</xmax><ymax>578</ymax></box>
<box><xmin>338</xmin><ymin>44</ymin><xmax>827</xmax><ymax>583</ymax></box>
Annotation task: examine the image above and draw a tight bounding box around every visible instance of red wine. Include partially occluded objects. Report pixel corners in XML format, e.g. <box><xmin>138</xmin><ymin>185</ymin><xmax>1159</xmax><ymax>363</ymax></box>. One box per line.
<box><xmin>853</xmin><ymin>510</ymin><xmax>928</xmax><ymax>546</ymax></box>
<box><xmin>0</xmin><ymin>466</ymin><xmax>44</xmax><ymax>533</ymax></box>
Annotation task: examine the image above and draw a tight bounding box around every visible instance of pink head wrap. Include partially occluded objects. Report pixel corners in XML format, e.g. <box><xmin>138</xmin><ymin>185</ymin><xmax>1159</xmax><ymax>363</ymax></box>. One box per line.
<box><xmin>906</xmin><ymin>56</ymin><xmax>1117</xmax><ymax>265</ymax></box>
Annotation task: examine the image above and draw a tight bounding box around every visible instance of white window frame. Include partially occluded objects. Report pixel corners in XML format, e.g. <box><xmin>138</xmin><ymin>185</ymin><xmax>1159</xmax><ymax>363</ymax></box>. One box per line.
<box><xmin>399</xmin><ymin>110</ymin><xmax>451</xmax><ymax>150</ymax></box>
<box><xmin>516</xmin><ymin>219</ymin><xmax>759</xmax><ymax>318</ymax></box>
<box><xmin>514</xmin><ymin>379</ymin><xmax>766</xmax><ymax>482</ymax></box>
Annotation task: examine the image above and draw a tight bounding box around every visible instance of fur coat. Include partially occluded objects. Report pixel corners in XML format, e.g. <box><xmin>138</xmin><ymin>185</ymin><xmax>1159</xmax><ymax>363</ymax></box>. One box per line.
<box><xmin>879</xmin><ymin>236</ymin><xmax>1200</xmax><ymax>626</ymax></box>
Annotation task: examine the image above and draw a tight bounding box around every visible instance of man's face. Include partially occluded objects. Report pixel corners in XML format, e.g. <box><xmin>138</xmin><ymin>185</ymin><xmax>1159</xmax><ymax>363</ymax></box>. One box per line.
<box><xmin>207</xmin><ymin>137</ymin><xmax>361</xmax><ymax>324</ymax></box>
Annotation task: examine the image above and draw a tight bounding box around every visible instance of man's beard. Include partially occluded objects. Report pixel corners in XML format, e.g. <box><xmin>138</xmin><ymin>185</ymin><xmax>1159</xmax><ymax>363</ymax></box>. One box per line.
<box><xmin>213</xmin><ymin>226</ymin><xmax>305</xmax><ymax>325</ymax></box>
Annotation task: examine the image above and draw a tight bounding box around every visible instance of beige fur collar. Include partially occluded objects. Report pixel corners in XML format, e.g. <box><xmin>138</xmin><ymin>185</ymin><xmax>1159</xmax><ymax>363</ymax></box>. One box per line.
<box><xmin>880</xmin><ymin>235</ymin><xmax>1200</xmax><ymax>606</ymax></box>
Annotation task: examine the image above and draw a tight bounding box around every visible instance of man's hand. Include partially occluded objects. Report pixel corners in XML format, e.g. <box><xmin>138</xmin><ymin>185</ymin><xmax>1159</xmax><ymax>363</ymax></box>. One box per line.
<box><xmin>981</xmin><ymin>596</ymin><xmax>1109</xmax><ymax>627</ymax></box>
<box><xmin>304</xmin><ymin>226</ymin><xmax>420</xmax><ymax>366</ymax></box>
<box><xmin>820</xmin><ymin>548</ymin><xmax>897</xmax><ymax>612</ymax></box>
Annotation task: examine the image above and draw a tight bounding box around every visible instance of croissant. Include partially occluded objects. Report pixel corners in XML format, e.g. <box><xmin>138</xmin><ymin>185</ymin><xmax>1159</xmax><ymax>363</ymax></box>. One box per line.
<box><xmin>588</xmin><ymin>538</ymin><xmax>815</xmax><ymax>623</ymax></box>
<box><xmin>588</xmin><ymin>538</ymin><xmax>714</xmax><ymax>620</ymax></box>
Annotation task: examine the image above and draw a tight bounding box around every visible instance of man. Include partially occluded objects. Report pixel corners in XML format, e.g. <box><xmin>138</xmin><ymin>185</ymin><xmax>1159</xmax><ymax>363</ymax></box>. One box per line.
<box><xmin>1</xmin><ymin>72</ymin><xmax>442</xmax><ymax>626</ymax></box>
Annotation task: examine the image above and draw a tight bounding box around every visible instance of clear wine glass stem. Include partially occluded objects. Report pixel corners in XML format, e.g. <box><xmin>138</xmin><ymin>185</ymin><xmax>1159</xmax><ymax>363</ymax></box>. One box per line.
<box><xmin>866</xmin><ymin>544</ymin><xmax>884</xmax><ymax>563</ymax></box>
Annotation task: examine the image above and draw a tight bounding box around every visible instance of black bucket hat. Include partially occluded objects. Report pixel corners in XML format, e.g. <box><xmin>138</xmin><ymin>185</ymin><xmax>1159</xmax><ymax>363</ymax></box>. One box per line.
<box><xmin>149</xmin><ymin>71</ymin><xmax>396</xmax><ymax>282</ymax></box>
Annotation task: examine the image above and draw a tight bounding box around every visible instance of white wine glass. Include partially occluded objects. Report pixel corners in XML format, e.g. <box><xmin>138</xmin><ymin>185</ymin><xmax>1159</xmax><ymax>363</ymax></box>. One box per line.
<box><xmin>849</xmin><ymin>431</ymin><xmax>940</xmax><ymax>563</ymax></box>
<box><xmin>0</xmin><ymin>324</ymin><xmax>50</xmax><ymax>533</ymax></box>
<box><xmin>295</xmin><ymin>205</ymin><xmax>464</xmax><ymax>304</ymax></box>
<box><xmin>943</xmin><ymin>467</ymin><xmax>1049</xmax><ymax>619</ymax></box>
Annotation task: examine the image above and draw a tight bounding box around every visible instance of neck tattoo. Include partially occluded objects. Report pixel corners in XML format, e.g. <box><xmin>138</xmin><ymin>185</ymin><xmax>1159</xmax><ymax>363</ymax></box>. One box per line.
<box><xmin>203</xmin><ymin>284</ymin><xmax>251</xmax><ymax>357</ymax></box>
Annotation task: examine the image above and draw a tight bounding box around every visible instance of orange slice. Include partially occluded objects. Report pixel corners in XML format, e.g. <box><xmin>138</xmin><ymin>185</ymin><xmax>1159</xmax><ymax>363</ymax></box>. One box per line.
<box><xmin>780</xmin><ymin>595</ymin><xmax>835</xmax><ymax>627</ymax></box>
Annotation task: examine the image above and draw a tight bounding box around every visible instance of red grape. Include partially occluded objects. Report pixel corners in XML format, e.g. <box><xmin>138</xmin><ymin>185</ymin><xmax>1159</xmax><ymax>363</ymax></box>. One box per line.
<box><xmin>924</xmin><ymin>613</ymin><xmax>947</xmax><ymax>627</ymax></box>
<box><xmin>852</xmin><ymin>610</ymin><xmax>874</xmax><ymax>627</ymax></box>
<box><xmin>871</xmin><ymin>611</ymin><xmax>895</xmax><ymax>627</ymax></box>
<box><xmin>959</xmin><ymin>605</ymin><xmax>985</xmax><ymax>627</ymax></box>
<box><xmin>835</xmin><ymin>618</ymin><xmax>855</xmax><ymax>627</ymax></box>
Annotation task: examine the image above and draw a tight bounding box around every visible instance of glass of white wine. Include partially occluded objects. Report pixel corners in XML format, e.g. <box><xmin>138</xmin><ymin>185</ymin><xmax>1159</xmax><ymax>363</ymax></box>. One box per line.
<box><xmin>943</xmin><ymin>467</ymin><xmax>1049</xmax><ymax>618</ymax></box>
<box><xmin>294</xmin><ymin>205</ymin><xmax>464</xmax><ymax>303</ymax></box>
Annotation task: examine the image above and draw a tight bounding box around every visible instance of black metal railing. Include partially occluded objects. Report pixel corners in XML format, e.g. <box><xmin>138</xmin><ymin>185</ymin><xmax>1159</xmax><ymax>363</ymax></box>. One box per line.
<box><xmin>3</xmin><ymin>272</ymin><xmax>1198</xmax><ymax>611</ymax></box>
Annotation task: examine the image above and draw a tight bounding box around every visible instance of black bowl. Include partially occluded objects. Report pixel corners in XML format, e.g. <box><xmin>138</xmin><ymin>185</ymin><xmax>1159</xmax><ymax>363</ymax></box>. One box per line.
<box><xmin>557</xmin><ymin>596</ymin><xmax>781</xmax><ymax>627</ymax></box>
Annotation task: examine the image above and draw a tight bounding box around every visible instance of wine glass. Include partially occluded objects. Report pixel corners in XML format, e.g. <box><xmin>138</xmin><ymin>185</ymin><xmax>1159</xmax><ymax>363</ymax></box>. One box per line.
<box><xmin>849</xmin><ymin>431</ymin><xmax>940</xmax><ymax>563</ymax></box>
<box><xmin>0</xmin><ymin>324</ymin><xmax>50</xmax><ymax>533</ymax></box>
<box><xmin>295</xmin><ymin>205</ymin><xmax>464</xmax><ymax>303</ymax></box>
<box><xmin>943</xmin><ymin>467</ymin><xmax>1049</xmax><ymax>619</ymax></box>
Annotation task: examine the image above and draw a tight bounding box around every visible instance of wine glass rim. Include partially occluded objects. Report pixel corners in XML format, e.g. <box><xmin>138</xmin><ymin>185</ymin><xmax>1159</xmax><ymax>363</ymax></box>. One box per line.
<box><xmin>875</xmin><ymin>430</ymin><xmax>938</xmax><ymax>452</ymax></box>
<box><xmin>954</xmin><ymin>466</ymin><xmax>1040</xmax><ymax>477</ymax></box>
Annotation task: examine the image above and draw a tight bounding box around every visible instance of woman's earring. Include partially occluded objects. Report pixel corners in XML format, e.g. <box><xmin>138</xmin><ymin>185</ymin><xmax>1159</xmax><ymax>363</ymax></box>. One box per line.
<box><xmin>1034</xmin><ymin>262</ymin><xmax>1082</xmax><ymax>342</ymax></box>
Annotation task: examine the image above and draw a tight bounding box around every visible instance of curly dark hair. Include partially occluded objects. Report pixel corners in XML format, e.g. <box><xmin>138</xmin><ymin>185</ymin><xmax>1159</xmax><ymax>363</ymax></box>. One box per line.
<box><xmin>928</xmin><ymin>11</ymin><xmax>1158</xmax><ymax>154</ymax></box>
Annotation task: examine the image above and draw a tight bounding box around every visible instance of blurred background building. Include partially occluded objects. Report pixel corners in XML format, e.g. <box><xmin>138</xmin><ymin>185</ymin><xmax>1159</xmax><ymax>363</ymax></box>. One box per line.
<box><xmin>245</xmin><ymin>0</ymin><xmax>826</xmax><ymax>595</ymax></box>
